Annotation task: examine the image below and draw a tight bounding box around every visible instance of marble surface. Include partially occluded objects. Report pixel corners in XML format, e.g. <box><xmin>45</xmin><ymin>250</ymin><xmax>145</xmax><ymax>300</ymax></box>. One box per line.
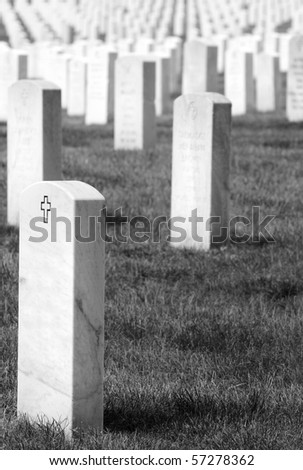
<box><xmin>67</xmin><ymin>58</ymin><xmax>87</xmax><ymax>117</ymax></box>
<box><xmin>114</xmin><ymin>56</ymin><xmax>156</xmax><ymax>150</ymax></box>
<box><xmin>132</xmin><ymin>53</ymin><xmax>170</xmax><ymax>117</ymax></box>
<box><xmin>7</xmin><ymin>80</ymin><xmax>61</xmax><ymax>226</ymax></box>
<box><xmin>18</xmin><ymin>181</ymin><xmax>105</xmax><ymax>436</ymax></box>
<box><xmin>287</xmin><ymin>36</ymin><xmax>303</xmax><ymax>122</ymax></box>
<box><xmin>256</xmin><ymin>53</ymin><xmax>280</xmax><ymax>112</ymax></box>
<box><xmin>171</xmin><ymin>93</ymin><xmax>231</xmax><ymax>251</ymax></box>
<box><xmin>0</xmin><ymin>48</ymin><xmax>28</xmax><ymax>121</ymax></box>
<box><xmin>225</xmin><ymin>49</ymin><xmax>254</xmax><ymax>116</ymax></box>
<box><xmin>49</xmin><ymin>54</ymin><xmax>70</xmax><ymax>109</ymax></box>
<box><xmin>182</xmin><ymin>39</ymin><xmax>218</xmax><ymax>95</ymax></box>
<box><xmin>85</xmin><ymin>52</ymin><xmax>117</xmax><ymax>125</ymax></box>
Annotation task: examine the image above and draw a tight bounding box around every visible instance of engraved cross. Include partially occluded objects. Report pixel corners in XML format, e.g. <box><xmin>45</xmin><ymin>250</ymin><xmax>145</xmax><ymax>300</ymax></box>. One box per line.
<box><xmin>41</xmin><ymin>196</ymin><xmax>51</xmax><ymax>223</ymax></box>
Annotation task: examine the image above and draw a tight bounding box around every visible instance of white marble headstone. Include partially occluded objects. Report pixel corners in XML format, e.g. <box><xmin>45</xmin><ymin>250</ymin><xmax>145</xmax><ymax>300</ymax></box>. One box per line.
<box><xmin>7</xmin><ymin>80</ymin><xmax>62</xmax><ymax>226</ymax></box>
<box><xmin>287</xmin><ymin>35</ymin><xmax>303</xmax><ymax>122</ymax></box>
<box><xmin>0</xmin><ymin>47</ymin><xmax>11</xmax><ymax>122</ymax></box>
<box><xmin>50</xmin><ymin>53</ymin><xmax>71</xmax><ymax>109</ymax></box>
<box><xmin>67</xmin><ymin>57</ymin><xmax>87</xmax><ymax>117</ymax></box>
<box><xmin>0</xmin><ymin>48</ymin><xmax>28</xmax><ymax>121</ymax></box>
<box><xmin>225</xmin><ymin>48</ymin><xmax>254</xmax><ymax>116</ymax></box>
<box><xmin>171</xmin><ymin>93</ymin><xmax>231</xmax><ymax>251</ymax></box>
<box><xmin>85</xmin><ymin>51</ymin><xmax>117</xmax><ymax>125</ymax></box>
<box><xmin>114</xmin><ymin>55</ymin><xmax>156</xmax><ymax>150</ymax></box>
<box><xmin>256</xmin><ymin>53</ymin><xmax>281</xmax><ymax>112</ymax></box>
<box><xmin>182</xmin><ymin>39</ymin><xmax>218</xmax><ymax>95</ymax></box>
<box><xmin>18</xmin><ymin>180</ymin><xmax>105</xmax><ymax>437</ymax></box>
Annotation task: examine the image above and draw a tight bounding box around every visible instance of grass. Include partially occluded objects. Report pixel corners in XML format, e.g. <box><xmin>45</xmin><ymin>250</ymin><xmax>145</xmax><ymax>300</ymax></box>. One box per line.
<box><xmin>1</xmin><ymin>110</ymin><xmax>303</xmax><ymax>449</ymax></box>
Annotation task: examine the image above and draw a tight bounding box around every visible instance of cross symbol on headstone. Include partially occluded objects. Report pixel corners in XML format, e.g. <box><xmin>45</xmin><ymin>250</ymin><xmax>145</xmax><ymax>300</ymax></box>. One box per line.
<box><xmin>41</xmin><ymin>196</ymin><xmax>51</xmax><ymax>223</ymax></box>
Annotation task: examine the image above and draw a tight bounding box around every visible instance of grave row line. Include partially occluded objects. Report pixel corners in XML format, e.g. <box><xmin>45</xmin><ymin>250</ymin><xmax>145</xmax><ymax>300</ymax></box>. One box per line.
<box><xmin>2</xmin><ymin>0</ymin><xmax>303</xmax><ymax>47</ymax></box>
<box><xmin>2</xmin><ymin>33</ymin><xmax>303</xmax><ymax>124</ymax></box>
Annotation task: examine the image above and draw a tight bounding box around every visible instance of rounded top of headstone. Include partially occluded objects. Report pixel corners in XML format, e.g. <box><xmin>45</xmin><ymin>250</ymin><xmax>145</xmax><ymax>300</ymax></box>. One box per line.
<box><xmin>117</xmin><ymin>54</ymin><xmax>143</xmax><ymax>63</ymax></box>
<box><xmin>21</xmin><ymin>181</ymin><xmax>105</xmax><ymax>203</ymax></box>
<box><xmin>9</xmin><ymin>80</ymin><xmax>61</xmax><ymax>91</ymax></box>
<box><xmin>204</xmin><ymin>93</ymin><xmax>231</xmax><ymax>104</ymax></box>
<box><xmin>131</xmin><ymin>53</ymin><xmax>157</xmax><ymax>62</ymax></box>
<box><xmin>175</xmin><ymin>93</ymin><xmax>231</xmax><ymax>106</ymax></box>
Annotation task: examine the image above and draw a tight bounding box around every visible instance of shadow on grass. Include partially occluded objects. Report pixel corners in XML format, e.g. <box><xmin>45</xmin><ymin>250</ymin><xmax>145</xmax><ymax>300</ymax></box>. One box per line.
<box><xmin>5</xmin><ymin>388</ymin><xmax>268</xmax><ymax>449</ymax></box>
<box><xmin>5</xmin><ymin>383</ymin><xmax>303</xmax><ymax>449</ymax></box>
<box><xmin>104</xmin><ymin>388</ymin><xmax>267</xmax><ymax>433</ymax></box>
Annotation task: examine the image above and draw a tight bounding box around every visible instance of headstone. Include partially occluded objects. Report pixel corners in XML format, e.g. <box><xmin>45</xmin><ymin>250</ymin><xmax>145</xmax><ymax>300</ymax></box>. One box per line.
<box><xmin>225</xmin><ymin>48</ymin><xmax>254</xmax><ymax>116</ymax></box>
<box><xmin>228</xmin><ymin>34</ymin><xmax>261</xmax><ymax>78</ymax></box>
<box><xmin>228</xmin><ymin>35</ymin><xmax>262</xmax><ymax>56</ymax></box>
<box><xmin>114</xmin><ymin>55</ymin><xmax>156</xmax><ymax>150</ymax></box>
<box><xmin>0</xmin><ymin>46</ymin><xmax>11</xmax><ymax>121</ymax></box>
<box><xmin>7</xmin><ymin>80</ymin><xmax>61</xmax><ymax>226</ymax></box>
<box><xmin>135</xmin><ymin>38</ymin><xmax>155</xmax><ymax>54</ymax></box>
<box><xmin>256</xmin><ymin>53</ymin><xmax>281</xmax><ymax>112</ymax></box>
<box><xmin>71</xmin><ymin>40</ymin><xmax>89</xmax><ymax>58</ymax></box>
<box><xmin>210</xmin><ymin>35</ymin><xmax>228</xmax><ymax>74</ymax></box>
<box><xmin>117</xmin><ymin>38</ymin><xmax>134</xmax><ymax>55</ymax></box>
<box><xmin>137</xmin><ymin>53</ymin><xmax>171</xmax><ymax>117</ymax></box>
<box><xmin>10</xmin><ymin>49</ymin><xmax>28</xmax><ymax>82</ymax></box>
<box><xmin>264</xmin><ymin>32</ymin><xmax>281</xmax><ymax>54</ymax></box>
<box><xmin>67</xmin><ymin>58</ymin><xmax>87</xmax><ymax>117</ymax></box>
<box><xmin>182</xmin><ymin>39</ymin><xmax>218</xmax><ymax>95</ymax></box>
<box><xmin>279</xmin><ymin>34</ymin><xmax>293</xmax><ymax>111</ymax></box>
<box><xmin>155</xmin><ymin>54</ymin><xmax>170</xmax><ymax>116</ymax></box>
<box><xmin>211</xmin><ymin>35</ymin><xmax>228</xmax><ymax>94</ymax></box>
<box><xmin>279</xmin><ymin>34</ymin><xmax>293</xmax><ymax>72</ymax></box>
<box><xmin>287</xmin><ymin>35</ymin><xmax>303</xmax><ymax>122</ymax></box>
<box><xmin>18</xmin><ymin>180</ymin><xmax>105</xmax><ymax>437</ymax></box>
<box><xmin>171</xmin><ymin>93</ymin><xmax>231</xmax><ymax>251</ymax></box>
<box><xmin>33</xmin><ymin>43</ymin><xmax>53</xmax><ymax>80</ymax></box>
<box><xmin>164</xmin><ymin>36</ymin><xmax>183</xmax><ymax>94</ymax></box>
<box><xmin>50</xmin><ymin>53</ymin><xmax>71</xmax><ymax>110</ymax></box>
<box><xmin>0</xmin><ymin>47</ymin><xmax>28</xmax><ymax>121</ymax></box>
<box><xmin>85</xmin><ymin>51</ymin><xmax>117</xmax><ymax>125</ymax></box>
<box><xmin>62</xmin><ymin>22</ymin><xmax>75</xmax><ymax>44</ymax></box>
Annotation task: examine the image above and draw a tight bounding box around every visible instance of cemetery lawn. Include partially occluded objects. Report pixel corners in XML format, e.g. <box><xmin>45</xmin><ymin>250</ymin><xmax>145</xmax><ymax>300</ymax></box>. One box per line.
<box><xmin>1</xmin><ymin>112</ymin><xmax>303</xmax><ymax>450</ymax></box>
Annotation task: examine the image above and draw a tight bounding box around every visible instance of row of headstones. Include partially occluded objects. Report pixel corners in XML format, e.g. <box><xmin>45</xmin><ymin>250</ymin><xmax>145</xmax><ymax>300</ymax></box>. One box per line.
<box><xmin>163</xmin><ymin>32</ymin><xmax>295</xmax><ymax>117</ymax></box>
<box><xmin>4</xmin><ymin>40</ymin><xmax>296</xmax><ymax>231</ymax></box>
<box><xmin>4</xmin><ymin>0</ymin><xmax>303</xmax><ymax>48</ymax></box>
<box><xmin>2</xmin><ymin>0</ymin><xmax>183</xmax><ymax>44</ymax></box>
<box><xmin>0</xmin><ymin>0</ymin><xmax>31</xmax><ymax>49</ymax></box>
<box><xmin>5</xmin><ymin>3</ymin><xmax>297</xmax><ymax>435</ymax></box>
<box><xmin>28</xmin><ymin>0</ymin><xmax>303</xmax><ymax>38</ymax></box>
<box><xmin>183</xmin><ymin>35</ymin><xmax>303</xmax><ymax>120</ymax></box>
<box><xmin>3</xmin><ymin>0</ymin><xmax>265</xmax><ymax>43</ymax></box>
<box><xmin>3</xmin><ymin>0</ymin><xmax>301</xmax><ymax>440</ymax></box>
<box><xmin>197</xmin><ymin>0</ymin><xmax>303</xmax><ymax>36</ymax></box>
<box><xmin>33</xmin><ymin>0</ymin><xmax>180</xmax><ymax>43</ymax></box>
<box><xmin>0</xmin><ymin>37</ymin><xmax>182</xmax><ymax>122</ymax></box>
<box><xmin>14</xmin><ymin>80</ymin><xmax>231</xmax><ymax>435</ymax></box>
<box><xmin>7</xmin><ymin>78</ymin><xmax>231</xmax><ymax>241</ymax></box>
<box><xmin>5</xmin><ymin>63</ymin><xmax>158</xmax><ymax>228</ymax></box>
<box><xmin>2</xmin><ymin>33</ymin><xmax>303</xmax><ymax>126</ymax></box>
